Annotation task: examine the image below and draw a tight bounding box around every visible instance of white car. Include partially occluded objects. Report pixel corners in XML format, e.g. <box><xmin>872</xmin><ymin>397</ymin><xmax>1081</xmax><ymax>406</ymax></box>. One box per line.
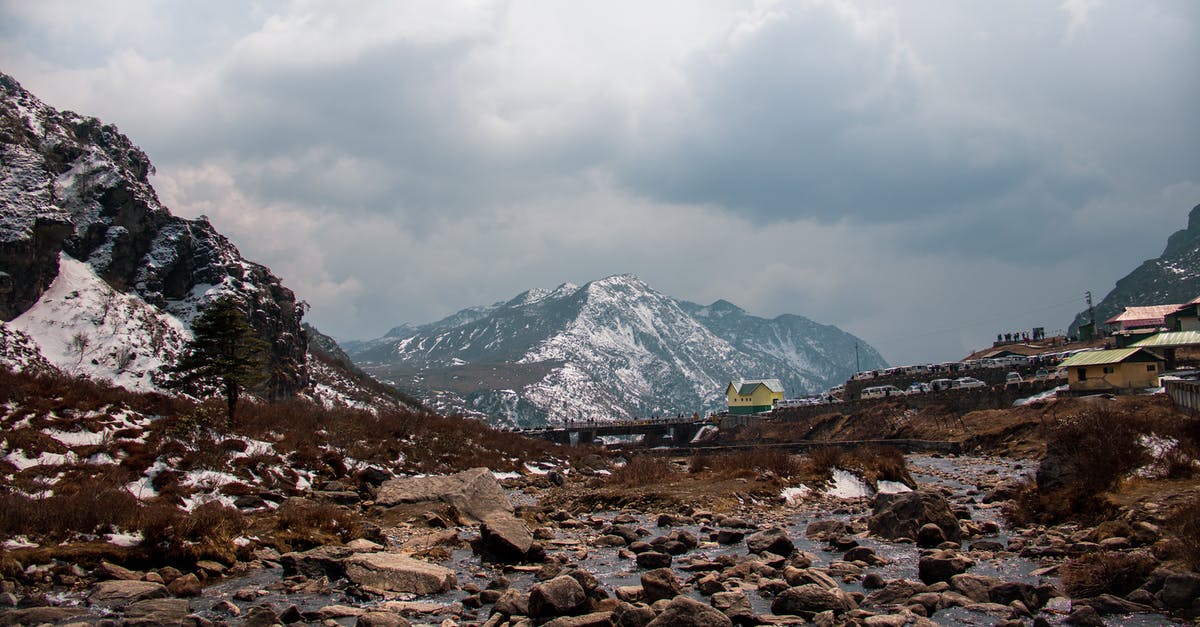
<box><xmin>954</xmin><ymin>376</ymin><xmax>987</xmax><ymax>389</ymax></box>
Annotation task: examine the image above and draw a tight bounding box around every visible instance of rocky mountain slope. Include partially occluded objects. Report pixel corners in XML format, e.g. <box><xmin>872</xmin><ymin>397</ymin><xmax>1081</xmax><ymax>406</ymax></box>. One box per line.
<box><xmin>1070</xmin><ymin>203</ymin><xmax>1200</xmax><ymax>333</ymax></box>
<box><xmin>0</xmin><ymin>72</ymin><xmax>416</xmax><ymax>412</ymax></box>
<box><xmin>347</xmin><ymin>275</ymin><xmax>886</xmax><ymax>426</ymax></box>
<box><xmin>0</xmin><ymin>72</ymin><xmax>308</xmax><ymax>395</ymax></box>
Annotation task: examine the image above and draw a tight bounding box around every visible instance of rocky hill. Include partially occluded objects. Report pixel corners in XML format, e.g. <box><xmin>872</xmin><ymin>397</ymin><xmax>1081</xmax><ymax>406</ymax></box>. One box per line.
<box><xmin>1070</xmin><ymin>203</ymin><xmax>1200</xmax><ymax>333</ymax></box>
<box><xmin>347</xmin><ymin>275</ymin><xmax>886</xmax><ymax>426</ymax></box>
<box><xmin>0</xmin><ymin>71</ymin><xmax>416</xmax><ymax>412</ymax></box>
<box><xmin>0</xmin><ymin>72</ymin><xmax>309</xmax><ymax>396</ymax></box>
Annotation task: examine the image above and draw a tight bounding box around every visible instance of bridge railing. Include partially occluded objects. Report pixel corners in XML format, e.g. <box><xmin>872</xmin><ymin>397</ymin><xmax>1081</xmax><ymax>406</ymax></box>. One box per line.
<box><xmin>1164</xmin><ymin>379</ymin><xmax>1200</xmax><ymax>415</ymax></box>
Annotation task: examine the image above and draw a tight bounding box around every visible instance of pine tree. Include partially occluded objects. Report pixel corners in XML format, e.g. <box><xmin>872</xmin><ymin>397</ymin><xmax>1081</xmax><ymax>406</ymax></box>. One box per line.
<box><xmin>168</xmin><ymin>296</ymin><xmax>270</xmax><ymax>426</ymax></box>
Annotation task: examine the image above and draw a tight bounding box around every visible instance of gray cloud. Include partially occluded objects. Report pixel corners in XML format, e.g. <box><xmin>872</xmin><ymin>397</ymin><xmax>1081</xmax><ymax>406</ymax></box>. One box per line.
<box><xmin>1</xmin><ymin>0</ymin><xmax>1197</xmax><ymax>366</ymax></box>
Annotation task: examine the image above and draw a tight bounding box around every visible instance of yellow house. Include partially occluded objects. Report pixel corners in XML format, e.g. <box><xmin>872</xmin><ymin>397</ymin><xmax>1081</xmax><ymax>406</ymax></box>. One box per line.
<box><xmin>1057</xmin><ymin>348</ymin><xmax>1163</xmax><ymax>393</ymax></box>
<box><xmin>726</xmin><ymin>378</ymin><xmax>785</xmax><ymax>414</ymax></box>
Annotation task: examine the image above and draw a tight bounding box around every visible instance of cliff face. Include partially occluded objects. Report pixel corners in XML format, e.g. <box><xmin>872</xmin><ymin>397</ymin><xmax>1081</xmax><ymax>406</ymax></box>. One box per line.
<box><xmin>0</xmin><ymin>73</ymin><xmax>308</xmax><ymax>396</ymax></box>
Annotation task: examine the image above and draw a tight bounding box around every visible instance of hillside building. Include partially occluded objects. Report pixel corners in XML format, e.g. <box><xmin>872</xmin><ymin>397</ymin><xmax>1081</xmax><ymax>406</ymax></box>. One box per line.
<box><xmin>1057</xmin><ymin>348</ymin><xmax>1163</xmax><ymax>393</ymax></box>
<box><xmin>726</xmin><ymin>378</ymin><xmax>784</xmax><ymax>414</ymax></box>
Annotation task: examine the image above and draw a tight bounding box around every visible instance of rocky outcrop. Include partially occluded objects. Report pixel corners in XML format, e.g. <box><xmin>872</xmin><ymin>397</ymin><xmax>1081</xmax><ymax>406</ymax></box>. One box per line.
<box><xmin>376</xmin><ymin>468</ymin><xmax>513</xmax><ymax>523</ymax></box>
<box><xmin>0</xmin><ymin>72</ymin><xmax>308</xmax><ymax>396</ymax></box>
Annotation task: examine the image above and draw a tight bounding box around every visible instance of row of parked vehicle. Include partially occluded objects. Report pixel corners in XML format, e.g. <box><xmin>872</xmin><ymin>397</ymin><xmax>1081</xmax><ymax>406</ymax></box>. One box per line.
<box><xmin>860</xmin><ymin>376</ymin><xmax>989</xmax><ymax>399</ymax></box>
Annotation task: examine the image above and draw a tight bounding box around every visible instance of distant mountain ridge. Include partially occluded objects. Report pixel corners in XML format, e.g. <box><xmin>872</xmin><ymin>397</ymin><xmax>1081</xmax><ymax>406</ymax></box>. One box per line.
<box><xmin>346</xmin><ymin>274</ymin><xmax>887</xmax><ymax>426</ymax></box>
<box><xmin>1071</xmin><ymin>203</ymin><xmax>1200</xmax><ymax>333</ymax></box>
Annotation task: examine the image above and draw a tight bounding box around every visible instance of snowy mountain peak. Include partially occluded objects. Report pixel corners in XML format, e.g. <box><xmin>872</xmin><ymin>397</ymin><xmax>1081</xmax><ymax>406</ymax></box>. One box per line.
<box><xmin>348</xmin><ymin>276</ymin><xmax>886</xmax><ymax>426</ymax></box>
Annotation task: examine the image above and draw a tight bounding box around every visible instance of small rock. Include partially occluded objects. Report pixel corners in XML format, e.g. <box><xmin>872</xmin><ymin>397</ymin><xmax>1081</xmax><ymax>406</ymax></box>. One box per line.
<box><xmin>646</xmin><ymin>595</ymin><xmax>732</xmax><ymax>627</ymax></box>
<box><xmin>746</xmin><ymin>527</ymin><xmax>794</xmax><ymax>557</ymax></box>
<box><xmin>167</xmin><ymin>573</ymin><xmax>202</xmax><ymax>597</ymax></box>
<box><xmin>641</xmin><ymin>568</ymin><xmax>682</xmax><ymax>603</ymax></box>
<box><xmin>635</xmin><ymin>552</ymin><xmax>672</xmax><ymax>569</ymax></box>
<box><xmin>529</xmin><ymin>575</ymin><xmax>588</xmax><ymax>618</ymax></box>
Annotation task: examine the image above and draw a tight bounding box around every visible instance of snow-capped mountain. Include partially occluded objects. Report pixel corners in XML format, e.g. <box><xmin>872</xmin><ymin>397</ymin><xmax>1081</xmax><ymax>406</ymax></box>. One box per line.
<box><xmin>348</xmin><ymin>274</ymin><xmax>887</xmax><ymax>426</ymax></box>
<box><xmin>1070</xmin><ymin>203</ymin><xmax>1200</xmax><ymax>333</ymax></box>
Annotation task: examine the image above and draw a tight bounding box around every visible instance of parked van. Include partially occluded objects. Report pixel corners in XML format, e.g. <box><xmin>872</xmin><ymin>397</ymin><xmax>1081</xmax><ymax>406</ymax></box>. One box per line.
<box><xmin>861</xmin><ymin>385</ymin><xmax>904</xmax><ymax>399</ymax></box>
<box><xmin>929</xmin><ymin>378</ymin><xmax>955</xmax><ymax>392</ymax></box>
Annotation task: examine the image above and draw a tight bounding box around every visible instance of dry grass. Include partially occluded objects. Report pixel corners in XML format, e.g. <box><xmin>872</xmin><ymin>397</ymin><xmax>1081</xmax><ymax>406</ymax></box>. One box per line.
<box><xmin>264</xmin><ymin>499</ymin><xmax>364</xmax><ymax>552</ymax></box>
<box><xmin>803</xmin><ymin>445</ymin><xmax>911</xmax><ymax>485</ymax></box>
<box><xmin>0</xmin><ymin>474</ymin><xmax>140</xmax><ymax>541</ymax></box>
<box><xmin>1007</xmin><ymin>401</ymin><xmax>1198</xmax><ymax>525</ymax></box>
<box><xmin>605</xmin><ymin>455</ymin><xmax>679</xmax><ymax>486</ymax></box>
<box><xmin>1060</xmin><ymin>550</ymin><xmax>1156</xmax><ymax>598</ymax></box>
<box><xmin>689</xmin><ymin>448</ymin><xmax>802</xmax><ymax>479</ymax></box>
<box><xmin>1167</xmin><ymin>500</ymin><xmax>1200</xmax><ymax>569</ymax></box>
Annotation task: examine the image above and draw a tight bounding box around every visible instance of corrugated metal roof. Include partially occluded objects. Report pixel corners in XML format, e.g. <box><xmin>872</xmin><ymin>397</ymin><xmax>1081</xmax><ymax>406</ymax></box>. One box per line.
<box><xmin>1058</xmin><ymin>348</ymin><xmax>1156</xmax><ymax>368</ymax></box>
<box><xmin>1131</xmin><ymin>331</ymin><xmax>1200</xmax><ymax>348</ymax></box>
<box><xmin>732</xmin><ymin>378</ymin><xmax>784</xmax><ymax>394</ymax></box>
<box><xmin>1105</xmin><ymin>305</ymin><xmax>1182</xmax><ymax>325</ymax></box>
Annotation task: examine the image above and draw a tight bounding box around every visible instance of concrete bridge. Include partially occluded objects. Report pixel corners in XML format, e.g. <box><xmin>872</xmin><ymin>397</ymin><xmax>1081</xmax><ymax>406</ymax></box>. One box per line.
<box><xmin>519</xmin><ymin>416</ymin><xmax>717</xmax><ymax>446</ymax></box>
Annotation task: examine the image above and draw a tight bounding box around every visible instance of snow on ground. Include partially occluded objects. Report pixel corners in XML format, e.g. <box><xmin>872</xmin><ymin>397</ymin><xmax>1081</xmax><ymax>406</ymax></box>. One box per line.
<box><xmin>105</xmin><ymin>531</ymin><xmax>144</xmax><ymax>547</ymax></box>
<box><xmin>9</xmin><ymin>254</ymin><xmax>191</xmax><ymax>392</ymax></box>
<box><xmin>827</xmin><ymin>469</ymin><xmax>872</xmax><ymax>498</ymax></box>
<box><xmin>784</xmin><ymin>468</ymin><xmax>910</xmax><ymax>502</ymax></box>
<box><xmin>1013</xmin><ymin>385</ymin><xmax>1067</xmax><ymax>406</ymax></box>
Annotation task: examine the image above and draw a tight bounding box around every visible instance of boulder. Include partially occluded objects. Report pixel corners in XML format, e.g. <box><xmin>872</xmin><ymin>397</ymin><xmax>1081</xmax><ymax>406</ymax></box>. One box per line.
<box><xmin>746</xmin><ymin>527</ymin><xmax>794</xmax><ymax>557</ymax></box>
<box><xmin>711</xmin><ymin>590</ymin><xmax>755</xmax><ymax>623</ymax></box>
<box><xmin>916</xmin><ymin>523</ymin><xmax>947</xmax><ymax>548</ymax></box>
<box><xmin>279</xmin><ymin>544</ymin><xmax>355</xmax><ymax>580</ymax></box>
<box><xmin>612</xmin><ymin>602</ymin><xmax>657</xmax><ymax>627</ymax></box>
<box><xmin>529</xmin><ymin>575</ymin><xmax>588</xmax><ymax>618</ymax></box>
<box><xmin>949</xmin><ymin>573</ymin><xmax>1002</xmax><ymax>604</ymax></box>
<box><xmin>636</xmin><ymin>551</ymin><xmax>673</xmax><ymax>569</ymax></box>
<box><xmin>477</xmin><ymin>513</ymin><xmax>535</xmax><ymax>562</ymax></box>
<box><xmin>356</xmin><ymin>611</ymin><xmax>414</xmax><ymax>627</ymax></box>
<box><xmin>87</xmin><ymin>580</ymin><xmax>168</xmax><ymax>605</ymax></box>
<box><xmin>917</xmin><ymin>551</ymin><xmax>974</xmax><ymax>584</ymax></box>
<box><xmin>805</xmin><ymin>520</ymin><xmax>850</xmax><ymax>540</ymax></box>
<box><xmin>1160</xmin><ymin>571</ymin><xmax>1200</xmax><ymax>610</ymax></box>
<box><xmin>119</xmin><ymin>598</ymin><xmax>191</xmax><ymax>627</ymax></box>
<box><xmin>491</xmin><ymin>589</ymin><xmax>530</xmax><ymax>618</ymax></box>
<box><xmin>641</xmin><ymin>568</ymin><xmax>683</xmax><ymax>603</ymax></box>
<box><xmin>864</xmin><ymin>579</ymin><xmax>927</xmax><ymax>607</ymax></box>
<box><xmin>646</xmin><ymin>595</ymin><xmax>733</xmax><ymax>627</ymax></box>
<box><xmin>770</xmin><ymin>584</ymin><xmax>856</xmax><ymax>619</ymax></box>
<box><xmin>542</xmin><ymin>612</ymin><xmax>616</xmax><ymax>627</ymax></box>
<box><xmin>166</xmin><ymin>572</ymin><xmax>202</xmax><ymax>597</ymax></box>
<box><xmin>869</xmin><ymin>490</ymin><xmax>961</xmax><ymax>542</ymax></box>
<box><xmin>0</xmin><ymin>607</ymin><xmax>88</xmax><ymax>625</ymax></box>
<box><xmin>343</xmin><ymin>553</ymin><xmax>457</xmax><ymax>595</ymax></box>
<box><xmin>97</xmin><ymin>561</ymin><xmax>142</xmax><ymax>581</ymax></box>
<box><xmin>376</xmin><ymin>467</ymin><xmax>513</xmax><ymax>523</ymax></box>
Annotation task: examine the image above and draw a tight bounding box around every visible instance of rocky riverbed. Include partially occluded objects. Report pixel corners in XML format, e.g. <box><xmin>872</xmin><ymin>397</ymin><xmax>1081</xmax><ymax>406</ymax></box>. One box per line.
<box><xmin>1</xmin><ymin>455</ymin><xmax>1198</xmax><ymax>626</ymax></box>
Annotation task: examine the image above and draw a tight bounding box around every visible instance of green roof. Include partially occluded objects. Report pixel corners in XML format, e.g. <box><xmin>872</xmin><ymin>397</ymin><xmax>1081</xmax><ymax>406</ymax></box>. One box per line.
<box><xmin>1131</xmin><ymin>331</ymin><xmax>1200</xmax><ymax>348</ymax></box>
<box><xmin>1058</xmin><ymin>348</ymin><xmax>1158</xmax><ymax>368</ymax></box>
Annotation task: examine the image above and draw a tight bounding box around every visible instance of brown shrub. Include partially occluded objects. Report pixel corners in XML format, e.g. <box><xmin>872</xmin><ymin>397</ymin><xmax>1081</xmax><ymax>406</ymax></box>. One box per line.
<box><xmin>136</xmin><ymin>501</ymin><xmax>244</xmax><ymax>564</ymax></box>
<box><xmin>605</xmin><ymin>455</ymin><xmax>678</xmax><ymax>486</ymax></box>
<box><xmin>269</xmin><ymin>499</ymin><xmax>363</xmax><ymax>551</ymax></box>
<box><xmin>802</xmin><ymin>445</ymin><xmax>911</xmax><ymax>485</ymax></box>
<box><xmin>1060</xmin><ymin>550</ymin><xmax>1156</xmax><ymax>598</ymax></box>
<box><xmin>1167</xmin><ymin>500</ymin><xmax>1200</xmax><ymax>569</ymax></box>
<box><xmin>0</xmin><ymin>475</ymin><xmax>140</xmax><ymax>541</ymax></box>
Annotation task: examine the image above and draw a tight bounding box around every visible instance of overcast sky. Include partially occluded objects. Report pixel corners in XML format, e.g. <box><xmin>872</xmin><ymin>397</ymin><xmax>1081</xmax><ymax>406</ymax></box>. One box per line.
<box><xmin>3</xmin><ymin>0</ymin><xmax>1197</xmax><ymax>366</ymax></box>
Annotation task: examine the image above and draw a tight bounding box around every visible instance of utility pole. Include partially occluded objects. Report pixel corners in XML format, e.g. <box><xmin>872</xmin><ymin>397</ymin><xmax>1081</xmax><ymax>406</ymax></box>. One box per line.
<box><xmin>1086</xmin><ymin>291</ymin><xmax>1095</xmax><ymax>327</ymax></box>
<box><xmin>855</xmin><ymin>343</ymin><xmax>860</xmax><ymax>373</ymax></box>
